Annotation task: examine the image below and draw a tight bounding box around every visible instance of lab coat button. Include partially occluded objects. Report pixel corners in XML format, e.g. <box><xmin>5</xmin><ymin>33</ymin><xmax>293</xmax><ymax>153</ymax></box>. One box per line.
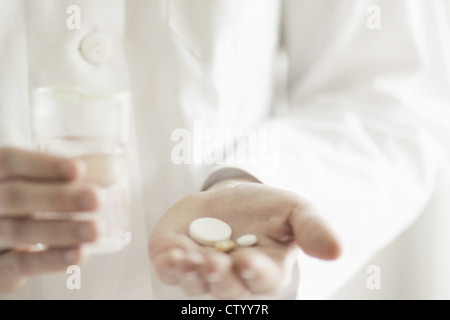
<box><xmin>80</xmin><ymin>33</ymin><xmax>111</xmax><ymax>64</ymax></box>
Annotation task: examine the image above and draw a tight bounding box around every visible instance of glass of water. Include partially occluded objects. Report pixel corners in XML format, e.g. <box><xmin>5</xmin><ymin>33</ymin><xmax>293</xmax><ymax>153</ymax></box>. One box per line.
<box><xmin>31</xmin><ymin>86</ymin><xmax>132</xmax><ymax>255</ymax></box>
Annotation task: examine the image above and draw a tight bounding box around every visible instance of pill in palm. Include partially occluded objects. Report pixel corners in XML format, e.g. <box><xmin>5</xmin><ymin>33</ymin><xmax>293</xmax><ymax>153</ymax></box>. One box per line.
<box><xmin>214</xmin><ymin>240</ymin><xmax>235</xmax><ymax>252</ymax></box>
<box><xmin>189</xmin><ymin>217</ymin><xmax>232</xmax><ymax>246</ymax></box>
<box><xmin>236</xmin><ymin>234</ymin><xmax>258</xmax><ymax>247</ymax></box>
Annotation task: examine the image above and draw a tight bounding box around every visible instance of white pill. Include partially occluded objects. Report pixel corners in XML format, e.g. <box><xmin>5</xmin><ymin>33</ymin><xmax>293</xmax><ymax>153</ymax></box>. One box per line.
<box><xmin>236</xmin><ymin>234</ymin><xmax>258</xmax><ymax>247</ymax></box>
<box><xmin>189</xmin><ymin>217</ymin><xmax>232</xmax><ymax>246</ymax></box>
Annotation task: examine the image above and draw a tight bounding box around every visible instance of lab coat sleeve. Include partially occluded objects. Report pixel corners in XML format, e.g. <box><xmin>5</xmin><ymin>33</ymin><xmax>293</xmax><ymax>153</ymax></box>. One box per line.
<box><xmin>202</xmin><ymin>0</ymin><xmax>450</xmax><ymax>299</ymax></box>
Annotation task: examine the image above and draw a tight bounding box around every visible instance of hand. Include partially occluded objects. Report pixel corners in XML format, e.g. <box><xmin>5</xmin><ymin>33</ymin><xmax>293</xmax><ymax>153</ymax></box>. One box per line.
<box><xmin>0</xmin><ymin>147</ymin><xmax>102</xmax><ymax>294</ymax></box>
<box><xmin>148</xmin><ymin>178</ymin><xmax>341</xmax><ymax>299</ymax></box>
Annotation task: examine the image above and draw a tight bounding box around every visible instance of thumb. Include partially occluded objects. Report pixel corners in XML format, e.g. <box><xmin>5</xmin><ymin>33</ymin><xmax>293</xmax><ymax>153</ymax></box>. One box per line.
<box><xmin>288</xmin><ymin>203</ymin><xmax>342</xmax><ymax>260</ymax></box>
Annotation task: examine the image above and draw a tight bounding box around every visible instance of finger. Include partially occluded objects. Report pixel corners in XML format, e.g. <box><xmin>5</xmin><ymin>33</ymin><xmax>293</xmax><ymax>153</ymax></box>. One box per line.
<box><xmin>153</xmin><ymin>246</ymin><xmax>208</xmax><ymax>296</ymax></box>
<box><xmin>289</xmin><ymin>203</ymin><xmax>342</xmax><ymax>260</ymax></box>
<box><xmin>0</xmin><ymin>247</ymin><xmax>84</xmax><ymax>294</ymax></box>
<box><xmin>0</xmin><ymin>147</ymin><xmax>83</xmax><ymax>181</ymax></box>
<box><xmin>0</xmin><ymin>181</ymin><xmax>101</xmax><ymax>215</ymax></box>
<box><xmin>149</xmin><ymin>234</ymin><xmax>210</xmax><ymax>296</ymax></box>
<box><xmin>152</xmin><ymin>248</ymin><xmax>186</xmax><ymax>285</ymax></box>
<box><xmin>179</xmin><ymin>251</ymin><xmax>208</xmax><ymax>297</ymax></box>
<box><xmin>202</xmin><ymin>249</ymin><xmax>249</xmax><ymax>299</ymax></box>
<box><xmin>148</xmin><ymin>233</ymin><xmax>202</xmax><ymax>286</ymax></box>
<box><xmin>0</xmin><ymin>218</ymin><xmax>101</xmax><ymax>250</ymax></box>
<box><xmin>232</xmin><ymin>248</ymin><xmax>285</xmax><ymax>295</ymax></box>
<box><xmin>148</xmin><ymin>233</ymin><xmax>199</xmax><ymax>262</ymax></box>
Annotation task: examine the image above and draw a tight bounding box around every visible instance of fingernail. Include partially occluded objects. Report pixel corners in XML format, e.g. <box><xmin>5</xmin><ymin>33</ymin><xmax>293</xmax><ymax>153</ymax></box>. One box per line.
<box><xmin>169</xmin><ymin>248</ymin><xmax>185</xmax><ymax>261</ymax></box>
<box><xmin>64</xmin><ymin>249</ymin><xmax>78</xmax><ymax>264</ymax></box>
<box><xmin>89</xmin><ymin>216</ymin><xmax>106</xmax><ymax>238</ymax></box>
<box><xmin>97</xmin><ymin>220</ymin><xmax>106</xmax><ymax>237</ymax></box>
<box><xmin>240</xmin><ymin>269</ymin><xmax>255</xmax><ymax>280</ymax></box>
<box><xmin>78</xmin><ymin>190</ymin><xmax>97</xmax><ymax>210</ymax></box>
<box><xmin>59</xmin><ymin>161</ymin><xmax>75</xmax><ymax>179</ymax></box>
<box><xmin>77</xmin><ymin>223</ymin><xmax>96</xmax><ymax>241</ymax></box>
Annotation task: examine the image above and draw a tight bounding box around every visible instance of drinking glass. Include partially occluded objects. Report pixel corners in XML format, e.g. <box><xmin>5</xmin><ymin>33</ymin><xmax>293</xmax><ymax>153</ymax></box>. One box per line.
<box><xmin>31</xmin><ymin>86</ymin><xmax>132</xmax><ymax>255</ymax></box>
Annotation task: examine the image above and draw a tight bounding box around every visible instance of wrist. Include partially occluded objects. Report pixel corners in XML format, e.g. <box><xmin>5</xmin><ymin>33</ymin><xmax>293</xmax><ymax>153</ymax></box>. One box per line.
<box><xmin>205</xmin><ymin>177</ymin><xmax>259</xmax><ymax>191</ymax></box>
<box><xmin>201</xmin><ymin>167</ymin><xmax>262</xmax><ymax>191</ymax></box>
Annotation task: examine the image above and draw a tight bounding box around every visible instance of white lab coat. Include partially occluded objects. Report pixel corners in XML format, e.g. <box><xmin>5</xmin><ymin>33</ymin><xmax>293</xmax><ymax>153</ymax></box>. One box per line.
<box><xmin>1</xmin><ymin>0</ymin><xmax>450</xmax><ymax>300</ymax></box>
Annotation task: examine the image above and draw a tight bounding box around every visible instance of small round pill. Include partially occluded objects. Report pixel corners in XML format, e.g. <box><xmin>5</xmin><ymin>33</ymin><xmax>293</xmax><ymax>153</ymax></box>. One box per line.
<box><xmin>214</xmin><ymin>240</ymin><xmax>235</xmax><ymax>252</ymax></box>
<box><xmin>236</xmin><ymin>234</ymin><xmax>258</xmax><ymax>247</ymax></box>
<box><xmin>189</xmin><ymin>217</ymin><xmax>232</xmax><ymax>246</ymax></box>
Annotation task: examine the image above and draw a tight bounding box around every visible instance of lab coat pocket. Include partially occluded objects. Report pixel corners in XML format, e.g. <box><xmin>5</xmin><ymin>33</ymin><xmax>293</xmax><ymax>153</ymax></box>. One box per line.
<box><xmin>166</xmin><ymin>0</ymin><xmax>244</xmax><ymax>59</ymax></box>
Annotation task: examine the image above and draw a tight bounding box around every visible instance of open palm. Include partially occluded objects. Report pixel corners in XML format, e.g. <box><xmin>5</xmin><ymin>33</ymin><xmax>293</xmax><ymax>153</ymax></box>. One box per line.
<box><xmin>148</xmin><ymin>181</ymin><xmax>341</xmax><ymax>299</ymax></box>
